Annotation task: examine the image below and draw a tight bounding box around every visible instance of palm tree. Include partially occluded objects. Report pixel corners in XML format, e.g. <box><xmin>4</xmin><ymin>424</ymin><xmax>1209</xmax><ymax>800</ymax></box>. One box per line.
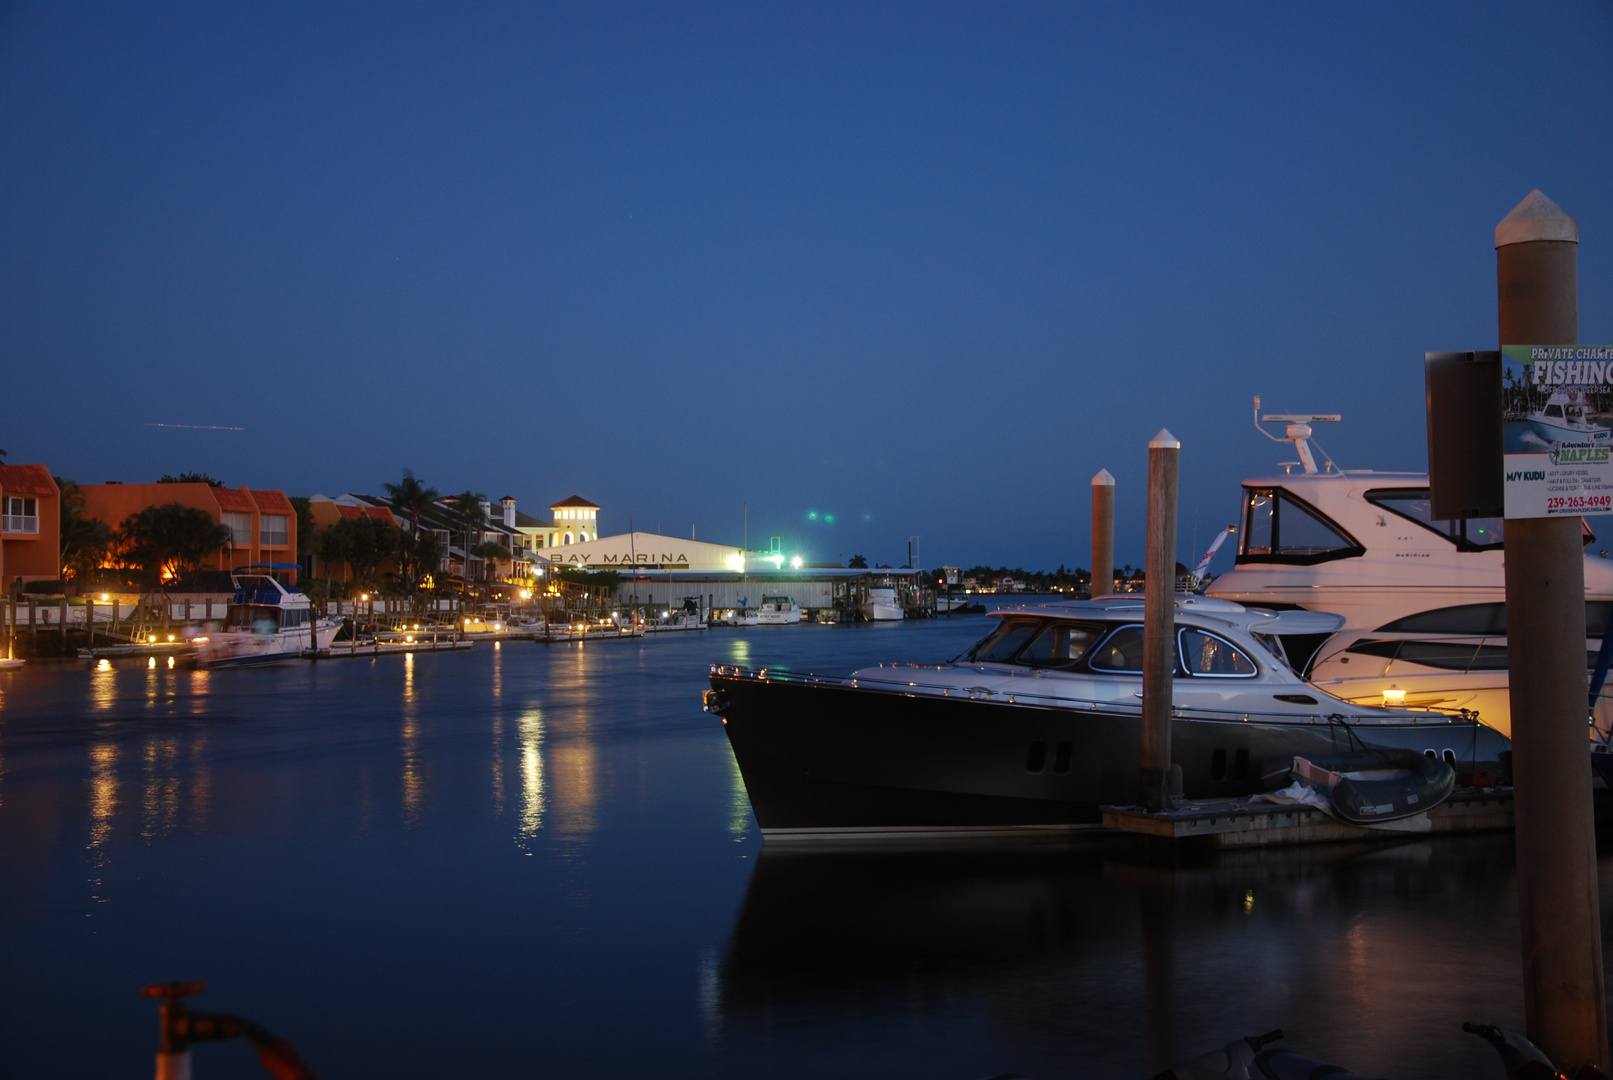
<box><xmin>449</xmin><ymin>491</ymin><xmax>488</xmax><ymax>581</ymax></box>
<box><xmin>383</xmin><ymin>470</ymin><xmax>439</xmax><ymax>537</ymax></box>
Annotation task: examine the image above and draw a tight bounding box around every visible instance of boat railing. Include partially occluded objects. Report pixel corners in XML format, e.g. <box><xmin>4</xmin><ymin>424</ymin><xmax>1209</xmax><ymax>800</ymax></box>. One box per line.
<box><xmin>706</xmin><ymin>664</ymin><xmax>1477</xmax><ymax>727</ymax></box>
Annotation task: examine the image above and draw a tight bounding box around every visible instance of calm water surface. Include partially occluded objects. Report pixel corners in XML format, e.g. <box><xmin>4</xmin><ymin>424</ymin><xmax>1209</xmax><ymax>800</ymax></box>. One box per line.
<box><xmin>2</xmin><ymin>615</ymin><xmax>1611</xmax><ymax>1078</ymax></box>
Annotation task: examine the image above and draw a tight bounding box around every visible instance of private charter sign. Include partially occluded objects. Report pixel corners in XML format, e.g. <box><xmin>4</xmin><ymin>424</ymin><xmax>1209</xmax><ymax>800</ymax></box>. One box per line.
<box><xmin>1503</xmin><ymin>345</ymin><xmax>1613</xmax><ymax>518</ymax></box>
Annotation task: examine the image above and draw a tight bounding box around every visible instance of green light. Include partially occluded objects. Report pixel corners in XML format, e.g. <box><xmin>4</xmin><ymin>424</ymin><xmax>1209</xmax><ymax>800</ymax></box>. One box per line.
<box><xmin>808</xmin><ymin>512</ymin><xmax>818</xmax><ymax>520</ymax></box>
<box><xmin>824</xmin><ymin>514</ymin><xmax>834</xmax><ymax>523</ymax></box>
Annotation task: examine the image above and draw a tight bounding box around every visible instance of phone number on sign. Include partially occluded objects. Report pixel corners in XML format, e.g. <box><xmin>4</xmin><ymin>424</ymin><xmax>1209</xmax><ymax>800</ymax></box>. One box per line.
<box><xmin>1548</xmin><ymin>495</ymin><xmax>1613</xmax><ymax>511</ymax></box>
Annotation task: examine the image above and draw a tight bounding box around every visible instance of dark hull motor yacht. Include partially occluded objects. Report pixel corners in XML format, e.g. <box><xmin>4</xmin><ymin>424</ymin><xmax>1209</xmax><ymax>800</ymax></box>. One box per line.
<box><xmin>704</xmin><ymin>596</ymin><xmax>1510</xmax><ymax>840</ymax></box>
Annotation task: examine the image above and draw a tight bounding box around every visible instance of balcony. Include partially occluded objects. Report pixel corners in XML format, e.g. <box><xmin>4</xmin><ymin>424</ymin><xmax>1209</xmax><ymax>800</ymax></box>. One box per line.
<box><xmin>2</xmin><ymin>514</ymin><xmax>39</xmax><ymax>534</ymax></box>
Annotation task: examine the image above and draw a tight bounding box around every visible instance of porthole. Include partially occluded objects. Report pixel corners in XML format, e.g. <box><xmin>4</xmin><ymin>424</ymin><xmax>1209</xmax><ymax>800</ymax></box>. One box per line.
<box><xmin>1233</xmin><ymin>748</ymin><xmax>1250</xmax><ymax>781</ymax></box>
<box><xmin>1026</xmin><ymin>741</ymin><xmax>1047</xmax><ymax>773</ymax></box>
<box><xmin>1211</xmin><ymin>748</ymin><xmax>1228</xmax><ymax>782</ymax></box>
<box><xmin>1052</xmin><ymin>741</ymin><xmax>1072</xmax><ymax>775</ymax></box>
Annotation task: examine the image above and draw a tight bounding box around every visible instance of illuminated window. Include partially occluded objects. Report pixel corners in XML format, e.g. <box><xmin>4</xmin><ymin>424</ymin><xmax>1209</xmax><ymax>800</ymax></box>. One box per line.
<box><xmin>260</xmin><ymin>514</ymin><xmax>289</xmax><ymax>546</ymax></box>
<box><xmin>2</xmin><ymin>496</ymin><xmax>38</xmax><ymax>534</ymax></box>
<box><xmin>222</xmin><ymin>512</ymin><xmax>252</xmax><ymax>545</ymax></box>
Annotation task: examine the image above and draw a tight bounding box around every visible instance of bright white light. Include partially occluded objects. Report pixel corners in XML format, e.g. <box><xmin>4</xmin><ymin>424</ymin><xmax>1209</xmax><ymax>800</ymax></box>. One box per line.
<box><xmin>1382</xmin><ymin>686</ymin><xmax>1405</xmax><ymax>707</ymax></box>
<box><xmin>790</xmin><ymin>556</ymin><xmax>803</xmax><ymax>569</ymax></box>
<box><xmin>726</xmin><ymin>554</ymin><xmax>745</xmax><ymax>573</ymax></box>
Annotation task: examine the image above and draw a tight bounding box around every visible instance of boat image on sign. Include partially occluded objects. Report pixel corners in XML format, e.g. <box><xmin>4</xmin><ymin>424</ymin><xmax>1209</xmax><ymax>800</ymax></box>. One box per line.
<box><xmin>704</xmin><ymin>595</ymin><xmax>1508</xmax><ymax>840</ymax></box>
<box><xmin>1525</xmin><ymin>387</ymin><xmax>1612</xmax><ymax>446</ymax></box>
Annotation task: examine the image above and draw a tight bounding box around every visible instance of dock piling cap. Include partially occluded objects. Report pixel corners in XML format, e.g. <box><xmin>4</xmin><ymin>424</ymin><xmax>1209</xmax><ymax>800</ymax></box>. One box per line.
<box><xmin>1092</xmin><ymin>468</ymin><xmax>1115</xmax><ymax>487</ymax></box>
<box><xmin>1496</xmin><ymin>189</ymin><xmax>1578</xmax><ymax>248</ymax></box>
<box><xmin>1149</xmin><ymin>428</ymin><xmax>1181</xmax><ymax>450</ymax></box>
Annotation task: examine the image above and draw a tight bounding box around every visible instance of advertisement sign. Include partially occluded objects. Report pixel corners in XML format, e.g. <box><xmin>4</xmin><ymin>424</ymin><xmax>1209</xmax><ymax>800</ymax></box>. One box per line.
<box><xmin>1503</xmin><ymin>345</ymin><xmax>1613</xmax><ymax>518</ymax></box>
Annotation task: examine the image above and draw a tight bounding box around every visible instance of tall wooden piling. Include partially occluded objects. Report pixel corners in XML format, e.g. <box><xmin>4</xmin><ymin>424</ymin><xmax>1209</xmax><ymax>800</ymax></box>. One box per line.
<box><xmin>1139</xmin><ymin>431</ymin><xmax>1179</xmax><ymax>812</ymax></box>
<box><xmin>1091</xmin><ymin>470</ymin><xmax>1115</xmax><ymax>598</ymax></box>
<box><xmin>1498</xmin><ymin>190</ymin><xmax>1607</xmax><ymax>1070</ymax></box>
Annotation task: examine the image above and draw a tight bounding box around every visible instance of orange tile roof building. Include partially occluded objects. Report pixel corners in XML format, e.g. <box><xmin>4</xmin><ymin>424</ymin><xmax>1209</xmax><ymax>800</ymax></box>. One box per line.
<box><xmin>77</xmin><ymin>482</ymin><xmax>299</xmax><ymax>579</ymax></box>
<box><xmin>305</xmin><ymin>497</ymin><xmax>400</xmax><ymax>584</ymax></box>
<box><xmin>0</xmin><ymin>464</ymin><xmax>61</xmax><ymax>588</ymax></box>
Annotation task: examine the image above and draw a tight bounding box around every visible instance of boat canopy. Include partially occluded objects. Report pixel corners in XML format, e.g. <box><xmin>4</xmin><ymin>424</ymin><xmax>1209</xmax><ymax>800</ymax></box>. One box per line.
<box><xmin>234</xmin><ymin>563</ymin><xmax>301</xmax><ymax>571</ymax></box>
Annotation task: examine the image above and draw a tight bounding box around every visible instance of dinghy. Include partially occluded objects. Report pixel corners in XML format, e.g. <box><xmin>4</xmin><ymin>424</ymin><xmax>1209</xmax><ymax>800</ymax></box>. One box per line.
<box><xmin>1277</xmin><ymin>748</ymin><xmax>1456</xmax><ymax>825</ymax></box>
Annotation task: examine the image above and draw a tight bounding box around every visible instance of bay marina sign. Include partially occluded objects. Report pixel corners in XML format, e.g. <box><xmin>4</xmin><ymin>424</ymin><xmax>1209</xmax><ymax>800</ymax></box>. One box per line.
<box><xmin>541</xmin><ymin>532</ymin><xmax>752</xmax><ymax>573</ymax></box>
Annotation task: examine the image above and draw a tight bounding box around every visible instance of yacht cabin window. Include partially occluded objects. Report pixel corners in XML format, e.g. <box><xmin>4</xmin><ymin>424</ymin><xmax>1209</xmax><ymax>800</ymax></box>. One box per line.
<box><xmin>1238</xmin><ymin>488</ymin><xmax>1364</xmax><ymax>565</ymax></box>
<box><xmin>1088</xmin><ymin>625</ymin><xmax>1147</xmax><ymax>672</ymax></box>
<box><xmin>1364</xmin><ymin>488</ymin><xmax>1506</xmax><ymax>552</ymax></box>
<box><xmin>1178</xmin><ymin>628</ymin><xmax>1258</xmax><ymax>677</ymax></box>
<box><xmin>1546</xmin><ymin>404</ymin><xmax>1564</xmax><ymax>418</ymax></box>
<box><xmin>1017</xmin><ymin>622</ymin><xmax>1103</xmax><ymax>667</ymax></box>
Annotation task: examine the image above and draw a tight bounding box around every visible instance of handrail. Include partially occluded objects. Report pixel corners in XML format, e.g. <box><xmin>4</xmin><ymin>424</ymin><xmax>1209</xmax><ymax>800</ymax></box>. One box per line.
<box><xmin>706</xmin><ymin>664</ymin><xmax>1477</xmax><ymax>726</ymax></box>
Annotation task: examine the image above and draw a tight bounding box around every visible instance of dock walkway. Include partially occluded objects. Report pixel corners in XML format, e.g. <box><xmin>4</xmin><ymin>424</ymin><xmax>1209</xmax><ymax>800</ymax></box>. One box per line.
<box><xmin>1101</xmin><ymin>789</ymin><xmax>1515</xmax><ymax>848</ymax></box>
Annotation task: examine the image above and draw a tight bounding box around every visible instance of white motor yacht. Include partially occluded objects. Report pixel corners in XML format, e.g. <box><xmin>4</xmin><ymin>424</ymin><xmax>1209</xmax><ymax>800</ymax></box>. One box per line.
<box><xmin>1526</xmin><ymin>388</ymin><xmax>1612</xmax><ymax>446</ymax></box>
<box><xmin>725</xmin><ymin>602</ymin><xmax>760</xmax><ymax>627</ymax></box>
<box><xmin>1204</xmin><ymin>402</ymin><xmax>1613</xmax><ymax>737</ymax></box>
<box><xmin>756</xmin><ymin>596</ymin><xmax>802</xmax><ymax>625</ymax></box>
<box><xmin>195</xmin><ymin>567</ymin><xmax>344</xmax><ymax>668</ymax></box>
<box><xmin>861</xmin><ymin>586</ymin><xmax>904</xmax><ymax>621</ymax></box>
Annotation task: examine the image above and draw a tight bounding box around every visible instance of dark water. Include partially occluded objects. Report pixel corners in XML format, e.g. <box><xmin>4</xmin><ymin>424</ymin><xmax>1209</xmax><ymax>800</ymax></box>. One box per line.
<box><xmin>0</xmin><ymin>617</ymin><xmax>1609</xmax><ymax>1079</ymax></box>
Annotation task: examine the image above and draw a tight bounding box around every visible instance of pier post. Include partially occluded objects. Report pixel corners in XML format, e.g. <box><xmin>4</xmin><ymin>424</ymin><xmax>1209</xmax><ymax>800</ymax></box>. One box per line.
<box><xmin>1091</xmin><ymin>470</ymin><xmax>1115</xmax><ymax>598</ymax></box>
<box><xmin>1140</xmin><ymin>432</ymin><xmax>1179</xmax><ymax>812</ymax></box>
<box><xmin>86</xmin><ymin>596</ymin><xmax>94</xmax><ymax>648</ymax></box>
<box><xmin>1498</xmin><ymin>190</ymin><xmax>1607</xmax><ymax>1070</ymax></box>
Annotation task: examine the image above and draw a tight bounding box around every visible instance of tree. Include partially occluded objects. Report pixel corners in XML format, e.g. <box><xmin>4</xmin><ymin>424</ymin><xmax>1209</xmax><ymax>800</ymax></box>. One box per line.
<box><xmin>117</xmin><ymin>503</ymin><xmax>233</xmax><ymax>587</ymax></box>
<box><xmin>401</xmin><ymin>529</ymin><xmax>444</xmax><ymax>589</ymax></box>
<box><xmin>289</xmin><ymin>497</ymin><xmax>316</xmax><ymax>560</ymax></box>
<box><xmin>449</xmin><ymin>491</ymin><xmax>488</xmax><ymax>580</ymax></box>
<box><xmin>318</xmin><ymin>517</ymin><xmax>399</xmax><ymax>589</ymax></box>
<box><xmin>157</xmin><ymin>472</ymin><xmax>225</xmax><ymax>487</ymax></box>
<box><xmin>55</xmin><ymin>477</ymin><xmax>112</xmax><ymax>592</ymax></box>
<box><xmin>473</xmin><ymin>540</ymin><xmax>511</xmax><ymax>582</ymax></box>
<box><xmin>383</xmin><ymin>469</ymin><xmax>439</xmax><ymax>537</ymax></box>
<box><xmin>848</xmin><ymin>554</ymin><xmax>868</xmax><ymax>569</ymax></box>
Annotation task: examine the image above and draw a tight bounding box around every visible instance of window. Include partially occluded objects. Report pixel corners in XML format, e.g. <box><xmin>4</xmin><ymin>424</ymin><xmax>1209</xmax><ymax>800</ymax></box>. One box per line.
<box><xmin>1376</xmin><ymin>601</ymin><xmax>1613</xmax><ymax>638</ymax></box>
<box><xmin>1179</xmin><ymin>628</ymin><xmax>1258</xmax><ymax>677</ymax></box>
<box><xmin>1089</xmin><ymin>625</ymin><xmax>1147</xmax><ymax>672</ymax></box>
<box><xmin>1365</xmin><ymin>489</ymin><xmax>1505</xmax><ymax>552</ymax></box>
<box><xmin>1546</xmin><ymin>404</ymin><xmax>1564</xmax><ymax>418</ymax></box>
<box><xmin>1345</xmin><ymin>638</ymin><xmax>1599</xmax><ymax>673</ymax></box>
<box><xmin>222</xmin><ymin>512</ymin><xmax>252</xmax><ymax>545</ymax></box>
<box><xmin>967</xmin><ymin>619</ymin><xmax>1041</xmax><ymax>662</ymax></box>
<box><xmin>2</xmin><ymin>496</ymin><xmax>38</xmax><ymax>534</ymax></box>
<box><xmin>260</xmin><ymin>514</ymin><xmax>289</xmax><ymax>546</ymax></box>
<box><xmin>1017</xmin><ymin>622</ymin><xmax>1103</xmax><ymax>667</ymax></box>
<box><xmin>1239</xmin><ymin>488</ymin><xmax>1363</xmax><ymax>565</ymax></box>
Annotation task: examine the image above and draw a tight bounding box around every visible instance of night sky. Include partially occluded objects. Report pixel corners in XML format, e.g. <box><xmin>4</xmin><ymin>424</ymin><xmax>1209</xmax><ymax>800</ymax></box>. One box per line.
<box><xmin>4</xmin><ymin>3</ymin><xmax>1611</xmax><ymax>571</ymax></box>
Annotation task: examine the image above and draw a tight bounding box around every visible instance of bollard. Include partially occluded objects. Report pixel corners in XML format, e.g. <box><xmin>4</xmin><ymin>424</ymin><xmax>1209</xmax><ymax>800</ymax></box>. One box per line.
<box><xmin>1497</xmin><ymin>190</ymin><xmax>1607</xmax><ymax>1070</ymax></box>
<box><xmin>1139</xmin><ymin>431</ymin><xmax>1179</xmax><ymax>812</ymax></box>
<box><xmin>1091</xmin><ymin>470</ymin><xmax>1115</xmax><ymax>598</ymax></box>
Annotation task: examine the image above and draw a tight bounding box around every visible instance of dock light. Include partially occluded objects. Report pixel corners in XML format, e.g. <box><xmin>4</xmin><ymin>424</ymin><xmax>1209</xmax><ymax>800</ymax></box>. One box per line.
<box><xmin>790</xmin><ymin>556</ymin><xmax>803</xmax><ymax>569</ymax></box>
<box><xmin>167</xmin><ymin>634</ymin><xmax>175</xmax><ymax>642</ymax></box>
<box><xmin>1382</xmin><ymin>686</ymin><xmax>1405</xmax><ymax>707</ymax></box>
<box><xmin>100</xmin><ymin>593</ymin><xmax>109</xmax><ymax>602</ymax></box>
<box><xmin>148</xmin><ymin>656</ymin><xmax>156</xmax><ymax>669</ymax></box>
<box><xmin>167</xmin><ymin>656</ymin><xmax>175</xmax><ymax>669</ymax></box>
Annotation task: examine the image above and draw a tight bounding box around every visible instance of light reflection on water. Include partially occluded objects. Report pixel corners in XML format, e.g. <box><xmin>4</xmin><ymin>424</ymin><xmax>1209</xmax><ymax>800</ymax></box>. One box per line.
<box><xmin>0</xmin><ymin>614</ymin><xmax>1607</xmax><ymax>1079</ymax></box>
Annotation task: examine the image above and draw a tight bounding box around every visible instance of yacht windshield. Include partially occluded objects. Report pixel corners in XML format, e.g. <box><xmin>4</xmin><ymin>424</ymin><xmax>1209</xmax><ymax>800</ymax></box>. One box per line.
<box><xmin>1239</xmin><ymin>488</ymin><xmax>1363</xmax><ymax>565</ymax></box>
<box><xmin>1179</xmin><ymin>628</ymin><xmax>1258</xmax><ymax>676</ymax></box>
<box><xmin>967</xmin><ymin>619</ymin><xmax>1041</xmax><ymax>662</ymax></box>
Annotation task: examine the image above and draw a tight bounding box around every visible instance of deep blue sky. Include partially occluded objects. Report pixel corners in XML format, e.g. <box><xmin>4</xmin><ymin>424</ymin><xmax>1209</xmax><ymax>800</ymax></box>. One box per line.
<box><xmin>4</xmin><ymin>3</ymin><xmax>1611</xmax><ymax>571</ymax></box>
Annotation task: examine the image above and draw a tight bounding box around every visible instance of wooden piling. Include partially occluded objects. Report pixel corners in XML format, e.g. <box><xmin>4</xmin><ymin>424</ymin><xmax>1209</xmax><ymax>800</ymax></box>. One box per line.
<box><xmin>1139</xmin><ymin>432</ymin><xmax>1178</xmax><ymax>812</ymax></box>
<box><xmin>1091</xmin><ymin>470</ymin><xmax>1115</xmax><ymax>598</ymax></box>
<box><xmin>1497</xmin><ymin>189</ymin><xmax>1607</xmax><ymax>1070</ymax></box>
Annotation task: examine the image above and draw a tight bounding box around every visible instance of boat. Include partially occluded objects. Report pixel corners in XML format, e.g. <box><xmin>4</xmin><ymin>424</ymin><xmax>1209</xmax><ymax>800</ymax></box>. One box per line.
<box><xmin>1271</xmin><ymin>747</ymin><xmax>1456</xmax><ymax>824</ymax></box>
<box><xmin>725</xmin><ymin>603</ymin><xmax>760</xmax><ymax>627</ymax></box>
<box><xmin>1203</xmin><ymin>400</ymin><xmax>1613</xmax><ymax>737</ymax></box>
<box><xmin>1525</xmin><ymin>387</ymin><xmax>1612</xmax><ymax>446</ymax></box>
<box><xmin>934</xmin><ymin>595</ymin><xmax>971</xmax><ymax>614</ymax></box>
<box><xmin>860</xmin><ymin>586</ymin><xmax>904</xmax><ymax>621</ymax></box>
<box><xmin>704</xmin><ymin>595</ymin><xmax>1508</xmax><ymax>840</ymax></box>
<box><xmin>194</xmin><ymin>566</ymin><xmax>343</xmax><ymax>669</ymax></box>
<box><xmin>756</xmin><ymin>596</ymin><xmax>801</xmax><ymax>625</ymax></box>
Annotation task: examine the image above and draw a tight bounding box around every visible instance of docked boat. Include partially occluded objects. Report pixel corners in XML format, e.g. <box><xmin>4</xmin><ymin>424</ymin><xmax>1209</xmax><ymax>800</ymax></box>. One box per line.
<box><xmin>704</xmin><ymin>596</ymin><xmax>1508</xmax><ymax>839</ymax></box>
<box><xmin>756</xmin><ymin>596</ymin><xmax>802</xmax><ymax>625</ymax></box>
<box><xmin>861</xmin><ymin>586</ymin><xmax>904</xmax><ymax>621</ymax></box>
<box><xmin>1203</xmin><ymin>403</ymin><xmax>1613</xmax><ymax>737</ymax></box>
<box><xmin>194</xmin><ymin>567</ymin><xmax>343</xmax><ymax>669</ymax></box>
<box><xmin>1526</xmin><ymin>388</ymin><xmax>1612</xmax><ymax>446</ymax></box>
<box><xmin>725</xmin><ymin>603</ymin><xmax>760</xmax><ymax>627</ymax></box>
